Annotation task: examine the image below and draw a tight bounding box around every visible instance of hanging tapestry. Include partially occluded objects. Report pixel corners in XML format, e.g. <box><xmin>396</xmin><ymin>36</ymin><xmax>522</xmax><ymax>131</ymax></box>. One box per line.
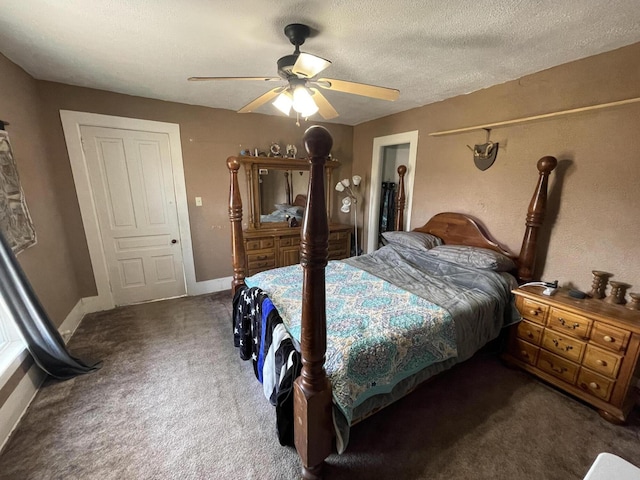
<box><xmin>0</xmin><ymin>131</ymin><xmax>36</xmax><ymax>254</ymax></box>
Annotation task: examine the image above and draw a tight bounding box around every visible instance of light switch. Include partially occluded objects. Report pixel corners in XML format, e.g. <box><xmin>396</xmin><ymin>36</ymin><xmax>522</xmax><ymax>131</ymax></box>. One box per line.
<box><xmin>195</xmin><ymin>196</ymin><xmax>203</xmax><ymax>206</ymax></box>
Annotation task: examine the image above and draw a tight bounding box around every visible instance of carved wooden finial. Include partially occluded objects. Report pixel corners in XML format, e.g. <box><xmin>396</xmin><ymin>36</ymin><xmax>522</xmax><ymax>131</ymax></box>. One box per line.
<box><xmin>518</xmin><ymin>155</ymin><xmax>558</xmax><ymax>282</ymax></box>
<box><xmin>537</xmin><ymin>156</ymin><xmax>558</xmax><ymax>175</ymax></box>
<box><xmin>395</xmin><ymin>165</ymin><xmax>407</xmax><ymax>231</ymax></box>
<box><xmin>296</xmin><ymin>124</ymin><xmax>334</xmax><ymax>479</ymax></box>
<box><xmin>227</xmin><ymin>156</ymin><xmax>246</xmax><ymax>294</ymax></box>
<box><xmin>304</xmin><ymin>125</ymin><xmax>333</xmax><ymax>160</ymax></box>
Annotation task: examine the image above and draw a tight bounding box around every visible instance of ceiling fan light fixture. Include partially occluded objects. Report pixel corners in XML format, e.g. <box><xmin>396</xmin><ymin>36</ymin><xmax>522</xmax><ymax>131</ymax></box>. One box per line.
<box><xmin>292</xmin><ymin>85</ymin><xmax>319</xmax><ymax>117</ymax></box>
<box><xmin>273</xmin><ymin>91</ymin><xmax>293</xmax><ymax>115</ymax></box>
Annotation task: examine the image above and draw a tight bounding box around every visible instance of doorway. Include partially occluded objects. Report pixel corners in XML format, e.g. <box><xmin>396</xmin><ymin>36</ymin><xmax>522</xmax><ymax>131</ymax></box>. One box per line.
<box><xmin>60</xmin><ymin>111</ymin><xmax>197</xmax><ymax>309</ymax></box>
<box><xmin>366</xmin><ymin>131</ymin><xmax>418</xmax><ymax>253</ymax></box>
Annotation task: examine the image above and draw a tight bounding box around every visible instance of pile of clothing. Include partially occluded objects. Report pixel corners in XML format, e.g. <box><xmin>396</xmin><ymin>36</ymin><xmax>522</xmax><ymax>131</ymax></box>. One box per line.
<box><xmin>232</xmin><ymin>286</ymin><xmax>302</xmax><ymax>446</ymax></box>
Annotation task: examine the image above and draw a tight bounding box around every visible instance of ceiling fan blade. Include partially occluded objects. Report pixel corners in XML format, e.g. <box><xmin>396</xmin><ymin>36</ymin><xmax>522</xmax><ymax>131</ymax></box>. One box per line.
<box><xmin>188</xmin><ymin>76</ymin><xmax>280</xmax><ymax>82</ymax></box>
<box><xmin>316</xmin><ymin>78</ymin><xmax>399</xmax><ymax>101</ymax></box>
<box><xmin>310</xmin><ymin>88</ymin><xmax>339</xmax><ymax>120</ymax></box>
<box><xmin>292</xmin><ymin>53</ymin><xmax>331</xmax><ymax>78</ymax></box>
<box><xmin>237</xmin><ymin>87</ymin><xmax>284</xmax><ymax>113</ymax></box>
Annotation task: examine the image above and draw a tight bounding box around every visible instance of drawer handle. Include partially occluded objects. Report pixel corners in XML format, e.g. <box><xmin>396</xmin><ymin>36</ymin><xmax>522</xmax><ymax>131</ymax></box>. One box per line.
<box><xmin>526</xmin><ymin>331</ymin><xmax>534</xmax><ymax>338</ymax></box>
<box><xmin>588</xmin><ymin>382</ymin><xmax>600</xmax><ymax>390</ymax></box>
<box><xmin>603</xmin><ymin>335</ymin><xmax>614</xmax><ymax>343</ymax></box>
<box><xmin>551</xmin><ymin>339</ymin><xmax>573</xmax><ymax>352</ymax></box>
<box><xmin>521</xmin><ymin>350</ymin><xmax>529</xmax><ymax>358</ymax></box>
<box><xmin>545</xmin><ymin>360</ymin><xmax>567</xmax><ymax>374</ymax></box>
<box><xmin>595</xmin><ymin>359</ymin><xmax>607</xmax><ymax>367</ymax></box>
<box><xmin>529</xmin><ymin>309</ymin><xmax>540</xmax><ymax>316</ymax></box>
<box><xmin>558</xmin><ymin>318</ymin><xmax>580</xmax><ymax>329</ymax></box>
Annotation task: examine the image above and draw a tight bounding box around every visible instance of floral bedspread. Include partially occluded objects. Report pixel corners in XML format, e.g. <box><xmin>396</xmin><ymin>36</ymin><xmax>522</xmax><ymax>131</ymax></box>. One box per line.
<box><xmin>245</xmin><ymin>261</ymin><xmax>457</xmax><ymax>425</ymax></box>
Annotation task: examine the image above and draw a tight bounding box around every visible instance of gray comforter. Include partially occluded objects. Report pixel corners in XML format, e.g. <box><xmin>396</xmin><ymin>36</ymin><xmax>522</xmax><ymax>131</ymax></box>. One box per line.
<box><xmin>343</xmin><ymin>243</ymin><xmax>520</xmax><ymax>361</ymax></box>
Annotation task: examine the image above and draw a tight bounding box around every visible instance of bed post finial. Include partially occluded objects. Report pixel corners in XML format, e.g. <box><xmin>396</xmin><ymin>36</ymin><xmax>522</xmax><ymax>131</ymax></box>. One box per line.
<box><xmin>294</xmin><ymin>125</ymin><xmax>333</xmax><ymax>479</ymax></box>
<box><xmin>395</xmin><ymin>165</ymin><xmax>407</xmax><ymax>231</ymax></box>
<box><xmin>227</xmin><ymin>156</ymin><xmax>246</xmax><ymax>295</ymax></box>
<box><xmin>518</xmin><ymin>156</ymin><xmax>557</xmax><ymax>282</ymax></box>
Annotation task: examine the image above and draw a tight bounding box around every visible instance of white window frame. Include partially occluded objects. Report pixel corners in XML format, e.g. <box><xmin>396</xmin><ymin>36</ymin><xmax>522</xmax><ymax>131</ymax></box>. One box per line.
<box><xmin>0</xmin><ymin>294</ymin><xmax>27</xmax><ymax>389</ymax></box>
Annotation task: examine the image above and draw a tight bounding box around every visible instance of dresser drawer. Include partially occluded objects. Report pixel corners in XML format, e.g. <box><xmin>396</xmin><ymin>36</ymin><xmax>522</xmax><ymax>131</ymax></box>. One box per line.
<box><xmin>583</xmin><ymin>344</ymin><xmax>622</xmax><ymax>379</ymax></box>
<box><xmin>516</xmin><ymin>319</ymin><xmax>544</xmax><ymax>345</ymax></box>
<box><xmin>577</xmin><ymin>369</ymin><xmax>615</xmax><ymax>402</ymax></box>
<box><xmin>518</xmin><ymin>297</ymin><xmax>549</xmax><ymax>325</ymax></box>
<box><xmin>512</xmin><ymin>338</ymin><xmax>539</xmax><ymax>366</ymax></box>
<box><xmin>279</xmin><ymin>236</ymin><xmax>300</xmax><ymax>247</ymax></box>
<box><xmin>547</xmin><ymin>308</ymin><xmax>591</xmax><ymax>339</ymax></box>
<box><xmin>246</xmin><ymin>238</ymin><xmax>275</xmax><ymax>251</ymax></box>
<box><xmin>329</xmin><ymin>231</ymin><xmax>349</xmax><ymax>241</ymax></box>
<box><xmin>247</xmin><ymin>251</ymin><xmax>275</xmax><ymax>262</ymax></box>
<box><xmin>591</xmin><ymin>322</ymin><xmax>630</xmax><ymax>353</ymax></box>
<box><xmin>537</xmin><ymin>350</ymin><xmax>579</xmax><ymax>384</ymax></box>
<box><xmin>541</xmin><ymin>329</ymin><xmax>586</xmax><ymax>363</ymax></box>
<box><xmin>247</xmin><ymin>257</ymin><xmax>275</xmax><ymax>270</ymax></box>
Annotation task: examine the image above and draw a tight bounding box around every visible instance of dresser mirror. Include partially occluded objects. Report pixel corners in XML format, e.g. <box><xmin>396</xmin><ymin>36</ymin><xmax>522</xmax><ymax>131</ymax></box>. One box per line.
<box><xmin>238</xmin><ymin>156</ymin><xmax>339</xmax><ymax>229</ymax></box>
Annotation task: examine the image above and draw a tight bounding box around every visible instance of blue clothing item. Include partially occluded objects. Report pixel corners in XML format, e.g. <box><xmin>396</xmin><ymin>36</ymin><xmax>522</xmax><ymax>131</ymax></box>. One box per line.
<box><xmin>258</xmin><ymin>297</ymin><xmax>276</xmax><ymax>383</ymax></box>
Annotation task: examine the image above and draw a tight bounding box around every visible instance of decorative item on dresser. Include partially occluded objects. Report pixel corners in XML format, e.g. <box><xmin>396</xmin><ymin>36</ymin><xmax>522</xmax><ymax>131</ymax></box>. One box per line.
<box><xmin>503</xmin><ymin>286</ymin><xmax>640</xmax><ymax>424</ymax></box>
<box><xmin>228</xmin><ymin>126</ymin><xmax>559</xmax><ymax>478</ymax></box>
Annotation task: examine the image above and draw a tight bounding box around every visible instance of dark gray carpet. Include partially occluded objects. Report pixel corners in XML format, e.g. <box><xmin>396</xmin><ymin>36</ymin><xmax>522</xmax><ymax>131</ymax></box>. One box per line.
<box><xmin>0</xmin><ymin>292</ymin><xmax>638</xmax><ymax>480</ymax></box>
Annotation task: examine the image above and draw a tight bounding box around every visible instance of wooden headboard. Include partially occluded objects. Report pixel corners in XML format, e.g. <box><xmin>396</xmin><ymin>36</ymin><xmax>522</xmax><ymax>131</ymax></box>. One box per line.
<box><xmin>413</xmin><ymin>155</ymin><xmax>558</xmax><ymax>282</ymax></box>
<box><xmin>414</xmin><ymin>212</ymin><xmax>514</xmax><ymax>258</ymax></box>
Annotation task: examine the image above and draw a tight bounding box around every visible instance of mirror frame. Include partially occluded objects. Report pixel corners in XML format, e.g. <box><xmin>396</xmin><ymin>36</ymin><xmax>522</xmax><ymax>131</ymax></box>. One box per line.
<box><xmin>238</xmin><ymin>156</ymin><xmax>339</xmax><ymax>229</ymax></box>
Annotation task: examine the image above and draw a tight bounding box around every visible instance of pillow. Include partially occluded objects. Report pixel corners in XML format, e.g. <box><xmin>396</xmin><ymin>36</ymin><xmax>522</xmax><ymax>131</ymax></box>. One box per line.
<box><xmin>286</xmin><ymin>205</ymin><xmax>305</xmax><ymax>217</ymax></box>
<box><xmin>381</xmin><ymin>231</ymin><xmax>443</xmax><ymax>250</ymax></box>
<box><xmin>274</xmin><ymin>203</ymin><xmax>292</xmax><ymax>212</ymax></box>
<box><xmin>426</xmin><ymin>245</ymin><xmax>516</xmax><ymax>272</ymax></box>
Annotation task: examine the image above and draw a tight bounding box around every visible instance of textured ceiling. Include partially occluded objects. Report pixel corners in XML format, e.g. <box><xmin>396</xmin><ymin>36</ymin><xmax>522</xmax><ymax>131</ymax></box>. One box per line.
<box><xmin>2</xmin><ymin>1</ymin><xmax>640</xmax><ymax>126</ymax></box>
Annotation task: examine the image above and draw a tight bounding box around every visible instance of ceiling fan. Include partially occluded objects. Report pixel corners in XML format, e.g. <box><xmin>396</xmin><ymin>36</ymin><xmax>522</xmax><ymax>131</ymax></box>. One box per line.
<box><xmin>188</xmin><ymin>23</ymin><xmax>400</xmax><ymax>121</ymax></box>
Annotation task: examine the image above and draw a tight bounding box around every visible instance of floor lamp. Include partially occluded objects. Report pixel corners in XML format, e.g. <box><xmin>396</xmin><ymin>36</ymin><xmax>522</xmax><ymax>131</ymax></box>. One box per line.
<box><xmin>335</xmin><ymin>175</ymin><xmax>362</xmax><ymax>256</ymax></box>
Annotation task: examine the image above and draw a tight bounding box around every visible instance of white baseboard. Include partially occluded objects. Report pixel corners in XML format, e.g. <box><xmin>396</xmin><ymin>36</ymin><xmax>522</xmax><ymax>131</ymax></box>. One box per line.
<box><xmin>1</xmin><ymin>278</ymin><xmax>231</xmax><ymax>452</ymax></box>
<box><xmin>189</xmin><ymin>276</ymin><xmax>233</xmax><ymax>296</ymax></box>
<box><xmin>0</xmin><ymin>295</ymin><xmax>87</xmax><ymax>452</ymax></box>
<box><xmin>0</xmin><ymin>362</ymin><xmax>46</xmax><ymax>453</ymax></box>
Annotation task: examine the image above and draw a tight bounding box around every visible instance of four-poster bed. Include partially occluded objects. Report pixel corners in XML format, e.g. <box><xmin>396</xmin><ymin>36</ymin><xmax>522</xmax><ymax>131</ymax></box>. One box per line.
<box><xmin>227</xmin><ymin>126</ymin><xmax>557</xmax><ymax>478</ymax></box>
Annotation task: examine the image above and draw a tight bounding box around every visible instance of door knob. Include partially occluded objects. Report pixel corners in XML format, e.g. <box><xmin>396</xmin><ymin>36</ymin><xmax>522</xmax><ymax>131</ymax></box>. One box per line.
<box><xmin>171</xmin><ymin>239</ymin><xmax>178</xmax><ymax>244</ymax></box>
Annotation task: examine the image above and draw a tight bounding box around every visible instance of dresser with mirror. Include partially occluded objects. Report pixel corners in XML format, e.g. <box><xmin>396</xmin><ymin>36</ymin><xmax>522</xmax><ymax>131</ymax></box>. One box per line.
<box><xmin>237</xmin><ymin>155</ymin><xmax>351</xmax><ymax>276</ymax></box>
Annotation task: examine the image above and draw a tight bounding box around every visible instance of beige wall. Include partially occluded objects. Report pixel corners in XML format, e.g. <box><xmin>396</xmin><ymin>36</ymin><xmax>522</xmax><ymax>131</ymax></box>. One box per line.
<box><xmin>35</xmin><ymin>82</ymin><xmax>354</xmax><ymax>290</ymax></box>
<box><xmin>354</xmin><ymin>42</ymin><xmax>640</xmax><ymax>292</ymax></box>
<box><xmin>0</xmin><ymin>54</ymin><xmax>82</xmax><ymax>326</ymax></box>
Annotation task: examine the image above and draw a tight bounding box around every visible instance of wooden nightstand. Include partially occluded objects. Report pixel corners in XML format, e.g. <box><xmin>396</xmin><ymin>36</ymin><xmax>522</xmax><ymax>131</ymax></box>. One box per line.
<box><xmin>503</xmin><ymin>286</ymin><xmax>640</xmax><ymax>423</ymax></box>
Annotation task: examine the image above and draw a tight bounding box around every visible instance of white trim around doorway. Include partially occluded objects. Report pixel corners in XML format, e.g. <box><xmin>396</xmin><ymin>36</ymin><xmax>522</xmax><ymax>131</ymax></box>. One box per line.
<box><xmin>366</xmin><ymin>131</ymin><xmax>419</xmax><ymax>254</ymax></box>
<box><xmin>60</xmin><ymin>111</ymin><xmax>209</xmax><ymax>310</ymax></box>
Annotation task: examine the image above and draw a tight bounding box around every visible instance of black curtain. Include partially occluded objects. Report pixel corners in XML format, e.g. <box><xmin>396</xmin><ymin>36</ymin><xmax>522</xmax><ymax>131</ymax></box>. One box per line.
<box><xmin>0</xmin><ymin>232</ymin><xmax>101</xmax><ymax>380</ymax></box>
<box><xmin>378</xmin><ymin>182</ymin><xmax>396</xmax><ymax>244</ymax></box>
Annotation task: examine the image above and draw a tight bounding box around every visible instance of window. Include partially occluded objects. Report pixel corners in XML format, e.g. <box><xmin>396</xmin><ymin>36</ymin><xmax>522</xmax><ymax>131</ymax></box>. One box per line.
<box><xmin>0</xmin><ymin>294</ymin><xmax>26</xmax><ymax>388</ymax></box>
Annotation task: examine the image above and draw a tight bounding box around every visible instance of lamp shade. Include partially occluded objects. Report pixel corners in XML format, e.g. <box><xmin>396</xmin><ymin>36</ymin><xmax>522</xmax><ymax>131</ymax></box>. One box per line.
<box><xmin>335</xmin><ymin>181</ymin><xmax>345</xmax><ymax>192</ymax></box>
<box><xmin>292</xmin><ymin>86</ymin><xmax>319</xmax><ymax>117</ymax></box>
<box><xmin>352</xmin><ymin>175</ymin><xmax>362</xmax><ymax>186</ymax></box>
<box><xmin>273</xmin><ymin>91</ymin><xmax>293</xmax><ymax>115</ymax></box>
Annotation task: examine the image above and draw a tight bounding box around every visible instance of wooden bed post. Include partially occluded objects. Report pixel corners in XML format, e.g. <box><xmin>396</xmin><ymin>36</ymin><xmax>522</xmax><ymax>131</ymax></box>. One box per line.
<box><xmin>294</xmin><ymin>126</ymin><xmax>333</xmax><ymax>479</ymax></box>
<box><xmin>518</xmin><ymin>156</ymin><xmax>558</xmax><ymax>282</ymax></box>
<box><xmin>227</xmin><ymin>156</ymin><xmax>247</xmax><ymax>295</ymax></box>
<box><xmin>395</xmin><ymin>165</ymin><xmax>407</xmax><ymax>231</ymax></box>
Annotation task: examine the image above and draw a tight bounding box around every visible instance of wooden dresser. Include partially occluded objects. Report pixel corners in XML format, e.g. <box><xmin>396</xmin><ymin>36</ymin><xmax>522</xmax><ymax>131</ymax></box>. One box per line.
<box><xmin>244</xmin><ymin>224</ymin><xmax>352</xmax><ymax>276</ymax></box>
<box><xmin>503</xmin><ymin>286</ymin><xmax>640</xmax><ymax>423</ymax></box>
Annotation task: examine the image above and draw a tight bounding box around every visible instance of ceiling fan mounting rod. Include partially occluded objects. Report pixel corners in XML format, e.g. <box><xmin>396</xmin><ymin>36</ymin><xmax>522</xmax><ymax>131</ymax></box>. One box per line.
<box><xmin>284</xmin><ymin>23</ymin><xmax>311</xmax><ymax>51</ymax></box>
